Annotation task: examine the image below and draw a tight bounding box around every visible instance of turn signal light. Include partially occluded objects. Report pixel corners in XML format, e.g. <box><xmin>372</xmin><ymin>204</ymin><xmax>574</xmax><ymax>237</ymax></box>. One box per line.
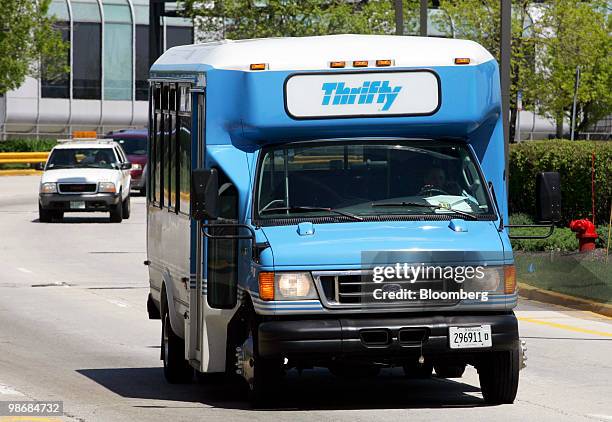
<box><xmin>353</xmin><ymin>60</ymin><xmax>368</xmax><ymax>67</ymax></box>
<box><xmin>250</xmin><ymin>63</ymin><xmax>267</xmax><ymax>71</ymax></box>
<box><xmin>330</xmin><ymin>61</ymin><xmax>346</xmax><ymax>68</ymax></box>
<box><xmin>259</xmin><ymin>272</ymin><xmax>275</xmax><ymax>301</ymax></box>
<box><xmin>454</xmin><ymin>58</ymin><xmax>471</xmax><ymax>65</ymax></box>
<box><xmin>376</xmin><ymin>59</ymin><xmax>393</xmax><ymax>67</ymax></box>
<box><xmin>504</xmin><ymin>265</ymin><xmax>517</xmax><ymax>294</ymax></box>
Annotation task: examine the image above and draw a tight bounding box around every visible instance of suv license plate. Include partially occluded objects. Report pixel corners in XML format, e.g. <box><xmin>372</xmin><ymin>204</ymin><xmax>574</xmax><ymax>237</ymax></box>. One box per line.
<box><xmin>70</xmin><ymin>201</ymin><xmax>86</xmax><ymax>210</ymax></box>
<box><xmin>449</xmin><ymin>325</ymin><xmax>492</xmax><ymax>349</ymax></box>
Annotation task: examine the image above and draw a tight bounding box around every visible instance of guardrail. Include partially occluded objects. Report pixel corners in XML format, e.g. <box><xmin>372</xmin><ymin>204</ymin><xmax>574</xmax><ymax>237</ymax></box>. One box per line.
<box><xmin>0</xmin><ymin>152</ymin><xmax>48</xmax><ymax>176</ymax></box>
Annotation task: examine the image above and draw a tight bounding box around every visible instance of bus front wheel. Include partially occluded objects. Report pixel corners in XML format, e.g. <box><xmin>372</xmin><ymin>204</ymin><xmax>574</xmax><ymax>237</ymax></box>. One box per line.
<box><xmin>478</xmin><ymin>346</ymin><xmax>520</xmax><ymax>404</ymax></box>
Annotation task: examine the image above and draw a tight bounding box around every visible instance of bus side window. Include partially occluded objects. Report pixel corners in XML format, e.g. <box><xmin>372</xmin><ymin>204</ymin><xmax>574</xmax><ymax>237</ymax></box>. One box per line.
<box><xmin>207</xmin><ymin>169</ymin><xmax>238</xmax><ymax>309</ymax></box>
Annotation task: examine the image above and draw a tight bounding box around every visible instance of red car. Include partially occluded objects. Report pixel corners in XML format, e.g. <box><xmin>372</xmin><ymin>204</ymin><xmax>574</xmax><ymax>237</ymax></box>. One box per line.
<box><xmin>105</xmin><ymin>129</ymin><xmax>148</xmax><ymax>195</ymax></box>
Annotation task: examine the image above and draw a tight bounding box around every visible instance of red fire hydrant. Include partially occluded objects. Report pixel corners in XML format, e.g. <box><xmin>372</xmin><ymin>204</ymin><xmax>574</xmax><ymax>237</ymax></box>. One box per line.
<box><xmin>569</xmin><ymin>219</ymin><xmax>598</xmax><ymax>252</ymax></box>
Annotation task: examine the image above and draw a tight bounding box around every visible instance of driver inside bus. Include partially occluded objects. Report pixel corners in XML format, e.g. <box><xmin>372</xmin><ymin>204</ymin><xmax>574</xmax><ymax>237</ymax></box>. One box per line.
<box><xmin>419</xmin><ymin>166</ymin><xmax>461</xmax><ymax>196</ymax></box>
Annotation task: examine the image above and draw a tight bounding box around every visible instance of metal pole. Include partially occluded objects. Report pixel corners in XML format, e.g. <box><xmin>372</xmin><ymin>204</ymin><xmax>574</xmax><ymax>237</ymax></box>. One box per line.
<box><xmin>420</xmin><ymin>0</ymin><xmax>428</xmax><ymax>36</ymax></box>
<box><xmin>394</xmin><ymin>0</ymin><xmax>404</xmax><ymax>35</ymax></box>
<box><xmin>500</xmin><ymin>0</ymin><xmax>511</xmax><ymax>190</ymax></box>
<box><xmin>570</xmin><ymin>66</ymin><xmax>580</xmax><ymax>141</ymax></box>
<box><xmin>149</xmin><ymin>0</ymin><xmax>164</xmax><ymax>69</ymax></box>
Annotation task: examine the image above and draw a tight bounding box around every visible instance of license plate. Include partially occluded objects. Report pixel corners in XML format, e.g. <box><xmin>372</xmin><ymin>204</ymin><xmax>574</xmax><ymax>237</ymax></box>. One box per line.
<box><xmin>70</xmin><ymin>201</ymin><xmax>85</xmax><ymax>210</ymax></box>
<box><xmin>449</xmin><ymin>325</ymin><xmax>492</xmax><ymax>349</ymax></box>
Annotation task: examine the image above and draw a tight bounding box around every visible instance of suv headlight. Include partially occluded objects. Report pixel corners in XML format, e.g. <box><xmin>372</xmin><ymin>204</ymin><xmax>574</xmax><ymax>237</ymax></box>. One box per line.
<box><xmin>98</xmin><ymin>182</ymin><xmax>116</xmax><ymax>193</ymax></box>
<box><xmin>40</xmin><ymin>182</ymin><xmax>57</xmax><ymax>194</ymax></box>
<box><xmin>258</xmin><ymin>272</ymin><xmax>318</xmax><ymax>301</ymax></box>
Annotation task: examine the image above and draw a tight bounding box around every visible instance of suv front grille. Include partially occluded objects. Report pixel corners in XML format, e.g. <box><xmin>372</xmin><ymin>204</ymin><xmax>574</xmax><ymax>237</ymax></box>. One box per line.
<box><xmin>314</xmin><ymin>271</ymin><xmax>460</xmax><ymax>309</ymax></box>
<box><xmin>58</xmin><ymin>183</ymin><xmax>97</xmax><ymax>193</ymax></box>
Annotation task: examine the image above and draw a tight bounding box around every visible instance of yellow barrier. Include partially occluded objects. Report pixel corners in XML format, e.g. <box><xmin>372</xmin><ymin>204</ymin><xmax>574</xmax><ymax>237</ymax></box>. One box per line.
<box><xmin>0</xmin><ymin>152</ymin><xmax>49</xmax><ymax>163</ymax></box>
<box><xmin>0</xmin><ymin>152</ymin><xmax>48</xmax><ymax>176</ymax></box>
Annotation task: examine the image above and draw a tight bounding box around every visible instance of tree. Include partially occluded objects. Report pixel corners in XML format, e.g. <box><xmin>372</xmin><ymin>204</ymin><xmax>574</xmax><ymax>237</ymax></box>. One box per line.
<box><xmin>0</xmin><ymin>0</ymin><xmax>68</xmax><ymax>95</ymax></box>
<box><xmin>180</xmin><ymin>0</ymin><xmax>420</xmax><ymax>41</ymax></box>
<box><xmin>530</xmin><ymin>0</ymin><xmax>611</xmax><ymax>138</ymax></box>
<box><xmin>434</xmin><ymin>0</ymin><xmax>535</xmax><ymax>142</ymax></box>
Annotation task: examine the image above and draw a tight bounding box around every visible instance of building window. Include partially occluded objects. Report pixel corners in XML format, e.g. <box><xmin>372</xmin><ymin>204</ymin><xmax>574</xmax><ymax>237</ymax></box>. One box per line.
<box><xmin>41</xmin><ymin>21</ymin><xmax>70</xmax><ymax>99</ymax></box>
<box><xmin>135</xmin><ymin>25</ymin><xmax>149</xmax><ymax>101</ymax></box>
<box><xmin>104</xmin><ymin>1</ymin><xmax>133</xmax><ymax>100</ymax></box>
<box><xmin>72</xmin><ymin>0</ymin><xmax>102</xmax><ymax>100</ymax></box>
<box><xmin>166</xmin><ymin>25</ymin><xmax>193</xmax><ymax>50</ymax></box>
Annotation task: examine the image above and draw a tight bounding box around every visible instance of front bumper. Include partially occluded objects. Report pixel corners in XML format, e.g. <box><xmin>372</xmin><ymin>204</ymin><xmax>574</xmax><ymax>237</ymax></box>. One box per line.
<box><xmin>39</xmin><ymin>192</ymin><xmax>120</xmax><ymax>212</ymax></box>
<box><xmin>258</xmin><ymin>312</ymin><xmax>518</xmax><ymax>361</ymax></box>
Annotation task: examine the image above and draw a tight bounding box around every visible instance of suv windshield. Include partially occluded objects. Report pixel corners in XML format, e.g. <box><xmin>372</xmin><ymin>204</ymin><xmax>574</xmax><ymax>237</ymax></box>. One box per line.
<box><xmin>46</xmin><ymin>148</ymin><xmax>118</xmax><ymax>170</ymax></box>
<box><xmin>256</xmin><ymin>140</ymin><xmax>494</xmax><ymax>222</ymax></box>
<box><xmin>113</xmin><ymin>138</ymin><xmax>147</xmax><ymax>155</ymax></box>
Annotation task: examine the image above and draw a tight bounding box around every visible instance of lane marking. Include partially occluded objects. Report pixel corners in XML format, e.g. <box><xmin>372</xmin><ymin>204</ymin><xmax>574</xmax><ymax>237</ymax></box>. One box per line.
<box><xmin>107</xmin><ymin>299</ymin><xmax>129</xmax><ymax>308</ymax></box>
<box><xmin>16</xmin><ymin>268</ymin><xmax>32</xmax><ymax>274</ymax></box>
<box><xmin>518</xmin><ymin>317</ymin><xmax>612</xmax><ymax>338</ymax></box>
<box><xmin>0</xmin><ymin>384</ymin><xmax>24</xmax><ymax>396</ymax></box>
<box><xmin>587</xmin><ymin>415</ymin><xmax>612</xmax><ymax>421</ymax></box>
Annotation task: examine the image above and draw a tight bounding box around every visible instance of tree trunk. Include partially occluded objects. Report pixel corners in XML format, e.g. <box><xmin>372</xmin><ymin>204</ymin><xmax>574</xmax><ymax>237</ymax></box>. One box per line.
<box><xmin>555</xmin><ymin>114</ymin><xmax>564</xmax><ymax>138</ymax></box>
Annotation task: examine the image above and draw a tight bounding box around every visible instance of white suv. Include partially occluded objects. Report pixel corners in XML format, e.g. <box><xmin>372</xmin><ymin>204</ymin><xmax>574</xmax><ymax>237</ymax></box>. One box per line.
<box><xmin>38</xmin><ymin>139</ymin><xmax>132</xmax><ymax>223</ymax></box>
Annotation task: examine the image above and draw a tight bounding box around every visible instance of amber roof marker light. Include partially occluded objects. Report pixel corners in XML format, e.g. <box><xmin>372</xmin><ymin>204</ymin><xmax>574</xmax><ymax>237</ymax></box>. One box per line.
<box><xmin>353</xmin><ymin>60</ymin><xmax>369</xmax><ymax>68</ymax></box>
<box><xmin>376</xmin><ymin>59</ymin><xmax>393</xmax><ymax>67</ymax></box>
<box><xmin>329</xmin><ymin>61</ymin><xmax>346</xmax><ymax>68</ymax></box>
<box><xmin>454</xmin><ymin>58</ymin><xmax>471</xmax><ymax>65</ymax></box>
<box><xmin>250</xmin><ymin>63</ymin><xmax>268</xmax><ymax>71</ymax></box>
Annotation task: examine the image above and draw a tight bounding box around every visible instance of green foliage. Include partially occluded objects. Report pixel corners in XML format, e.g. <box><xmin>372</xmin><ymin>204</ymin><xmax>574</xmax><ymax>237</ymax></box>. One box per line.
<box><xmin>529</xmin><ymin>0</ymin><xmax>611</xmax><ymax>135</ymax></box>
<box><xmin>180</xmin><ymin>0</ymin><xmax>419</xmax><ymax>39</ymax></box>
<box><xmin>434</xmin><ymin>0</ymin><xmax>610</xmax><ymax>139</ymax></box>
<box><xmin>0</xmin><ymin>0</ymin><xmax>69</xmax><ymax>95</ymax></box>
<box><xmin>509</xmin><ymin>140</ymin><xmax>612</xmax><ymax>225</ymax></box>
<box><xmin>0</xmin><ymin>139</ymin><xmax>57</xmax><ymax>153</ymax></box>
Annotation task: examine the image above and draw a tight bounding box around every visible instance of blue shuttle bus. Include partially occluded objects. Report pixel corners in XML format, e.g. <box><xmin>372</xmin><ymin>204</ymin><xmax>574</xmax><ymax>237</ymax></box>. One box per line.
<box><xmin>145</xmin><ymin>35</ymin><xmax>558</xmax><ymax>406</ymax></box>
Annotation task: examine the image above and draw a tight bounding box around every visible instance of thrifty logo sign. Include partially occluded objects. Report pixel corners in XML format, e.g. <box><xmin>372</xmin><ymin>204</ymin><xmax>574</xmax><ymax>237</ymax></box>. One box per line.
<box><xmin>321</xmin><ymin>81</ymin><xmax>402</xmax><ymax>111</ymax></box>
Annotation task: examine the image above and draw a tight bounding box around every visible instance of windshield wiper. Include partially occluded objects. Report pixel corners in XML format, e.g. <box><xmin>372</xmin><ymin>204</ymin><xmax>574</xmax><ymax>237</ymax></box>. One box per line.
<box><xmin>260</xmin><ymin>206</ymin><xmax>364</xmax><ymax>221</ymax></box>
<box><xmin>371</xmin><ymin>201</ymin><xmax>478</xmax><ymax>220</ymax></box>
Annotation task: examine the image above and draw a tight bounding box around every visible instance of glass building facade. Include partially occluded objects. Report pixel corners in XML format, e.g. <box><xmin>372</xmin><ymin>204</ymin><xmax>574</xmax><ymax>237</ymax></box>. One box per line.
<box><xmin>41</xmin><ymin>0</ymin><xmax>193</xmax><ymax>103</ymax></box>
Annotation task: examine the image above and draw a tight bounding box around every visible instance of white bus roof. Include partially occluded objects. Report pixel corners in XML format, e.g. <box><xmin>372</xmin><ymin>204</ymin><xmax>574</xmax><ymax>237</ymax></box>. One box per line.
<box><xmin>152</xmin><ymin>34</ymin><xmax>495</xmax><ymax>73</ymax></box>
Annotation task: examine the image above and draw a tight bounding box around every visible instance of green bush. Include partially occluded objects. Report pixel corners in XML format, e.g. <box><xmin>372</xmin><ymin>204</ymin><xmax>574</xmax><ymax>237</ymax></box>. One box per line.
<box><xmin>509</xmin><ymin>213</ymin><xmax>610</xmax><ymax>251</ymax></box>
<box><xmin>0</xmin><ymin>139</ymin><xmax>57</xmax><ymax>152</ymax></box>
<box><xmin>509</xmin><ymin>140</ymin><xmax>612</xmax><ymax>225</ymax></box>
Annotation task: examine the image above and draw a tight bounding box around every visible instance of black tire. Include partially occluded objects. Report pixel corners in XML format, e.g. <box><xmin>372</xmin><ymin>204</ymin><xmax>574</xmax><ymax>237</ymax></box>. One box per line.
<box><xmin>241</xmin><ymin>318</ymin><xmax>283</xmax><ymax>408</ymax></box>
<box><xmin>109</xmin><ymin>198</ymin><xmax>123</xmax><ymax>223</ymax></box>
<box><xmin>434</xmin><ymin>363</ymin><xmax>466</xmax><ymax>378</ymax></box>
<box><xmin>161</xmin><ymin>307</ymin><xmax>193</xmax><ymax>384</ymax></box>
<box><xmin>478</xmin><ymin>347</ymin><xmax>520</xmax><ymax>404</ymax></box>
<box><xmin>38</xmin><ymin>204</ymin><xmax>52</xmax><ymax>223</ymax></box>
<box><xmin>122</xmin><ymin>195</ymin><xmax>131</xmax><ymax>219</ymax></box>
<box><xmin>403</xmin><ymin>359</ymin><xmax>434</xmax><ymax>379</ymax></box>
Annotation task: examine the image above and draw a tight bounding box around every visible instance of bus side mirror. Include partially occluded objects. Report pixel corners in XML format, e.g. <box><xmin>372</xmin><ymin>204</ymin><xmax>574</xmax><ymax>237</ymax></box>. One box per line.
<box><xmin>536</xmin><ymin>171</ymin><xmax>561</xmax><ymax>223</ymax></box>
<box><xmin>191</xmin><ymin>168</ymin><xmax>218</xmax><ymax>221</ymax></box>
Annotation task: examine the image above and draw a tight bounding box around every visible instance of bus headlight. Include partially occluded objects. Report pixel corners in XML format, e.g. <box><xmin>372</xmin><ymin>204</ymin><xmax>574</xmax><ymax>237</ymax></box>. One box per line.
<box><xmin>258</xmin><ymin>272</ymin><xmax>318</xmax><ymax>301</ymax></box>
<box><xmin>464</xmin><ymin>266</ymin><xmax>502</xmax><ymax>292</ymax></box>
<box><xmin>40</xmin><ymin>183</ymin><xmax>57</xmax><ymax>194</ymax></box>
<box><xmin>98</xmin><ymin>182</ymin><xmax>116</xmax><ymax>193</ymax></box>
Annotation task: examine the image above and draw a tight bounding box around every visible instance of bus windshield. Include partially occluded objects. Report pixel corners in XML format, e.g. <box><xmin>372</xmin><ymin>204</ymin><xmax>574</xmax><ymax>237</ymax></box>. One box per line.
<box><xmin>255</xmin><ymin>140</ymin><xmax>495</xmax><ymax>222</ymax></box>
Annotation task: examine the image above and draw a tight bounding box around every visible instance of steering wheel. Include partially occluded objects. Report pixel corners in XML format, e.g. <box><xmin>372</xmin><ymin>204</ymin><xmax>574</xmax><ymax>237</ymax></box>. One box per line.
<box><xmin>418</xmin><ymin>185</ymin><xmax>450</xmax><ymax>197</ymax></box>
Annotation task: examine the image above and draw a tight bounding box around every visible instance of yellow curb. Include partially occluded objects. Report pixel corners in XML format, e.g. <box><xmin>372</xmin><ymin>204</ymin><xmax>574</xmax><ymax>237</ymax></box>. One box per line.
<box><xmin>0</xmin><ymin>170</ymin><xmax>42</xmax><ymax>176</ymax></box>
<box><xmin>517</xmin><ymin>316</ymin><xmax>612</xmax><ymax>337</ymax></box>
<box><xmin>518</xmin><ymin>282</ymin><xmax>612</xmax><ymax>318</ymax></box>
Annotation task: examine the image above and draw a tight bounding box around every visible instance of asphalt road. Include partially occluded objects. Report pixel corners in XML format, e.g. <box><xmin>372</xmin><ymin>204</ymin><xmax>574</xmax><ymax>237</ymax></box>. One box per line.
<box><xmin>0</xmin><ymin>175</ymin><xmax>610</xmax><ymax>422</ymax></box>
